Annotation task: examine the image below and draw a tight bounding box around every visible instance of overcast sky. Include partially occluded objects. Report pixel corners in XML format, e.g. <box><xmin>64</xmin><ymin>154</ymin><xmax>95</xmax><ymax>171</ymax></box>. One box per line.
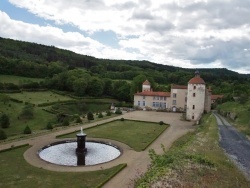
<box><xmin>0</xmin><ymin>0</ymin><xmax>250</xmax><ymax>74</ymax></box>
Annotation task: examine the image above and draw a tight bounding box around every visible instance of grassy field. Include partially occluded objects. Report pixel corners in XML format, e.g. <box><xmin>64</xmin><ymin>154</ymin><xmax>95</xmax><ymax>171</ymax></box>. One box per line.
<box><xmin>0</xmin><ymin>101</ymin><xmax>56</xmax><ymax>136</ymax></box>
<box><xmin>59</xmin><ymin>120</ymin><xmax>168</xmax><ymax>151</ymax></box>
<box><xmin>0</xmin><ymin>75</ymin><xmax>44</xmax><ymax>84</ymax></box>
<box><xmin>217</xmin><ymin>100</ymin><xmax>250</xmax><ymax>136</ymax></box>
<box><xmin>0</xmin><ymin>145</ymin><xmax>126</xmax><ymax>188</ymax></box>
<box><xmin>8</xmin><ymin>91</ymin><xmax>74</xmax><ymax>105</ymax></box>
<box><xmin>135</xmin><ymin>114</ymin><xmax>250</xmax><ymax>187</ymax></box>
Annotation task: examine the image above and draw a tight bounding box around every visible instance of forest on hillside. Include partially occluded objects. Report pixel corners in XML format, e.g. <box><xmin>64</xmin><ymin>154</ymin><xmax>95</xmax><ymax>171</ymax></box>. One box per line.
<box><xmin>0</xmin><ymin>37</ymin><xmax>250</xmax><ymax>102</ymax></box>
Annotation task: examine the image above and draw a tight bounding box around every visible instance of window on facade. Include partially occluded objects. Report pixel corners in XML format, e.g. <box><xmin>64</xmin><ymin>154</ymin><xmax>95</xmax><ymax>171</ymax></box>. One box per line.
<box><xmin>173</xmin><ymin>93</ymin><xmax>177</xmax><ymax>98</ymax></box>
<box><xmin>172</xmin><ymin>100</ymin><xmax>176</xmax><ymax>105</ymax></box>
<box><xmin>153</xmin><ymin>102</ymin><xmax>155</xmax><ymax>107</ymax></box>
<box><xmin>160</xmin><ymin>96</ymin><xmax>163</xmax><ymax>100</ymax></box>
<box><xmin>192</xmin><ymin>115</ymin><xmax>194</xmax><ymax>119</ymax></box>
<box><xmin>143</xmin><ymin>96</ymin><xmax>146</xmax><ymax>99</ymax></box>
<box><xmin>143</xmin><ymin>101</ymin><xmax>145</xmax><ymax>106</ymax></box>
<box><xmin>193</xmin><ymin>105</ymin><xmax>195</xmax><ymax>109</ymax></box>
<box><xmin>185</xmin><ymin>97</ymin><xmax>187</xmax><ymax>102</ymax></box>
<box><xmin>164</xmin><ymin>97</ymin><xmax>166</xmax><ymax>101</ymax></box>
<box><xmin>156</xmin><ymin>102</ymin><xmax>159</xmax><ymax>107</ymax></box>
<box><xmin>193</xmin><ymin>93</ymin><xmax>196</xmax><ymax>97</ymax></box>
<box><xmin>138</xmin><ymin>101</ymin><xmax>140</xmax><ymax>106</ymax></box>
<box><xmin>193</xmin><ymin>86</ymin><xmax>196</xmax><ymax>90</ymax></box>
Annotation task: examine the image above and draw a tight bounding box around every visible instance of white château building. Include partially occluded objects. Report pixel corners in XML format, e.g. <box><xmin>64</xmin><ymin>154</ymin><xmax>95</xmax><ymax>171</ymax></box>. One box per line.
<box><xmin>133</xmin><ymin>71</ymin><xmax>212</xmax><ymax>121</ymax></box>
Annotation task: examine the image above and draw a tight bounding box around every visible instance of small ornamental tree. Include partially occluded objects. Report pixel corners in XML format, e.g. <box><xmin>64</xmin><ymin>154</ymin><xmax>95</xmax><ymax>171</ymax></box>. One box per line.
<box><xmin>46</xmin><ymin>122</ymin><xmax>53</xmax><ymax>130</ymax></box>
<box><xmin>75</xmin><ymin>116</ymin><xmax>82</xmax><ymax>123</ymax></box>
<box><xmin>98</xmin><ymin>112</ymin><xmax>103</xmax><ymax>118</ymax></box>
<box><xmin>0</xmin><ymin>130</ymin><xmax>7</xmax><ymax>140</ymax></box>
<box><xmin>115</xmin><ymin>108</ymin><xmax>122</xmax><ymax>114</ymax></box>
<box><xmin>0</xmin><ymin>114</ymin><xmax>10</xmax><ymax>128</ymax></box>
<box><xmin>87</xmin><ymin>112</ymin><xmax>94</xmax><ymax>121</ymax></box>
<box><xmin>62</xmin><ymin>118</ymin><xmax>70</xmax><ymax>126</ymax></box>
<box><xmin>106</xmin><ymin>111</ymin><xmax>111</xmax><ymax>116</ymax></box>
<box><xmin>23</xmin><ymin>125</ymin><xmax>32</xmax><ymax>134</ymax></box>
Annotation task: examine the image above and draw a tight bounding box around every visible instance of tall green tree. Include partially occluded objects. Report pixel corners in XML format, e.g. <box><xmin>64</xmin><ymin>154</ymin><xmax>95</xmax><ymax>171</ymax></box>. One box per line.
<box><xmin>0</xmin><ymin>114</ymin><xmax>10</xmax><ymax>128</ymax></box>
<box><xmin>87</xmin><ymin>77</ymin><xmax>104</xmax><ymax>97</ymax></box>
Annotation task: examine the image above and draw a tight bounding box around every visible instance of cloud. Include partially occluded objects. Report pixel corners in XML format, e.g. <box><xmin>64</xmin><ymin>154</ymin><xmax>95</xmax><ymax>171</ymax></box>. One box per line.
<box><xmin>2</xmin><ymin>0</ymin><xmax>250</xmax><ymax>73</ymax></box>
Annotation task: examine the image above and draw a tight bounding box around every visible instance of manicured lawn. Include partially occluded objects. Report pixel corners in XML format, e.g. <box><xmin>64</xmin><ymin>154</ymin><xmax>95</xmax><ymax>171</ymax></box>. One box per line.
<box><xmin>0</xmin><ymin>145</ymin><xmax>126</xmax><ymax>188</ymax></box>
<box><xmin>0</xmin><ymin>75</ymin><xmax>44</xmax><ymax>84</ymax></box>
<box><xmin>59</xmin><ymin>120</ymin><xmax>169</xmax><ymax>151</ymax></box>
<box><xmin>135</xmin><ymin>114</ymin><xmax>250</xmax><ymax>187</ymax></box>
<box><xmin>8</xmin><ymin>91</ymin><xmax>74</xmax><ymax>105</ymax></box>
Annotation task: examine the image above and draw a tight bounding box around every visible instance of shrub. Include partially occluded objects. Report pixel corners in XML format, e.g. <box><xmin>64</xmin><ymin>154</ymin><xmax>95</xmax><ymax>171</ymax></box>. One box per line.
<box><xmin>87</xmin><ymin>112</ymin><xmax>94</xmax><ymax>121</ymax></box>
<box><xmin>46</xmin><ymin>122</ymin><xmax>53</xmax><ymax>130</ymax></box>
<box><xmin>0</xmin><ymin>130</ymin><xmax>7</xmax><ymax>140</ymax></box>
<box><xmin>106</xmin><ymin>111</ymin><xmax>111</xmax><ymax>116</ymax></box>
<box><xmin>75</xmin><ymin>116</ymin><xmax>82</xmax><ymax>123</ymax></box>
<box><xmin>62</xmin><ymin>118</ymin><xmax>70</xmax><ymax>126</ymax></box>
<box><xmin>121</xmin><ymin>118</ymin><xmax>124</xmax><ymax>121</ymax></box>
<box><xmin>115</xmin><ymin>108</ymin><xmax>122</xmax><ymax>114</ymax></box>
<box><xmin>0</xmin><ymin>114</ymin><xmax>10</xmax><ymax>128</ymax></box>
<box><xmin>159</xmin><ymin>121</ymin><xmax>164</xmax><ymax>125</ymax></box>
<box><xmin>23</xmin><ymin>125</ymin><xmax>32</xmax><ymax>134</ymax></box>
<box><xmin>98</xmin><ymin>113</ymin><xmax>103</xmax><ymax>118</ymax></box>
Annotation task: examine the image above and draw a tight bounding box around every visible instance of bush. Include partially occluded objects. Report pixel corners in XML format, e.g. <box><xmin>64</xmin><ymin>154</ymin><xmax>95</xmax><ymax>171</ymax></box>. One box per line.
<box><xmin>23</xmin><ymin>125</ymin><xmax>32</xmax><ymax>134</ymax></box>
<box><xmin>115</xmin><ymin>108</ymin><xmax>122</xmax><ymax>114</ymax></box>
<box><xmin>75</xmin><ymin>116</ymin><xmax>82</xmax><ymax>123</ymax></box>
<box><xmin>159</xmin><ymin>121</ymin><xmax>164</xmax><ymax>125</ymax></box>
<box><xmin>0</xmin><ymin>114</ymin><xmax>10</xmax><ymax>128</ymax></box>
<box><xmin>46</xmin><ymin>122</ymin><xmax>53</xmax><ymax>130</ymax></box>
<box><xmin>106</xmin><ymin>111</ymin><xmax>111</xmax><ymax>116</ymax></box>
<box><xmin>62</xmin><ymin>118</ymin><xmax>70</xmax><ymax>126</ymax></box>
<box><xmin>121</xmin><ymin>118</ymin><xmax>124</xmax><ymax>121</ymax></box>
<box><xmin>0</xmin><ymin>130</ymin><xmax>7</xmax><ymax>140</ymax></box>
<box><xmin>98</xmin><ymin>113</ymin><xmax>103</xmax><ymax>118</ymax></box>
<box><xmin>87</xmin><ymin>112</ymin><xmax>94</xmax><ymax>121</ymax></box>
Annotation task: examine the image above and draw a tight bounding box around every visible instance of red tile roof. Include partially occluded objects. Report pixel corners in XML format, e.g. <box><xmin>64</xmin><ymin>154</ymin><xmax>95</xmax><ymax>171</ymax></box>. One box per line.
<box><xmin>188</xmin><ymin>76</ymin><xmax>205</xmax><ymax>84</ymax></box>
<box><xmin>171</xmin><ymin>84</ymin><xmax>187</xmax><ymax>89</ymax></box>
<box><xmin>211</xmin><ymin>95</ymin><xmax>224</xmax><ymax>100</ymax></box>
<box><xmin>135</xmin><ymin>91</ymin><xmax>170</xmax><ymax>97</ymax></box>
<box><xmin>143</xmin><ymin>80</ymin><xmax>150</xmax><ymax>85</ymax></box>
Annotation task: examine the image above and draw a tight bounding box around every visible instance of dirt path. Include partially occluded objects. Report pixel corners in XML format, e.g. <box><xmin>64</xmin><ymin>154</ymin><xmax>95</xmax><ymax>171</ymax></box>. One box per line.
<box><xmin>0</xmin><ymin>111</ymin><xmax>195</xmax><ymax>187</ymax></box>
<box><xmin>214</xmin><ymin>113</ymin><xmax>250</xmax><ymax>180</ymax></box>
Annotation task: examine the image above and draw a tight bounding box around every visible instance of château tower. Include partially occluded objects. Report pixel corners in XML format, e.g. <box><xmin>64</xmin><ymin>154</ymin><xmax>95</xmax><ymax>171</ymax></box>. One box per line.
<box><xmin>142</xmin><ymin>80</ymin><xmax>151</xmax><ymax>92</ymax></box>
<box><xmin>186</xmin><ymin>70</ymin><xmax>206</xmax><ymax>121</ymax></box>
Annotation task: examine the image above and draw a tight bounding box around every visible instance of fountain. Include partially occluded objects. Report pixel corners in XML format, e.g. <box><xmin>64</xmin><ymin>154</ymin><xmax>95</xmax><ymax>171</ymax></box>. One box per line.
<box><xmin>38</xmin><ymin>127</ymin><xmax>121</xmax><ymax>166</ymax></box>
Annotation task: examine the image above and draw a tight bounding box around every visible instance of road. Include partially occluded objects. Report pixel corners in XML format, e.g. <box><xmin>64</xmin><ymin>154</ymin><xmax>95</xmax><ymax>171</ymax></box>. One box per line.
<box><xmin>214</xmin><ymin>112</ymin><xmax>250</xmax><ymax>180</ymax></box>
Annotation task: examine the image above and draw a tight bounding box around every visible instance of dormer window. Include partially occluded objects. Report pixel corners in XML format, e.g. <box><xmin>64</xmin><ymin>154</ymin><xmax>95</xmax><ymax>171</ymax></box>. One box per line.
<box><xmin>193</xmin><ymin>86</ymin><xmax>196</xmax><ymax>89</ymax></box>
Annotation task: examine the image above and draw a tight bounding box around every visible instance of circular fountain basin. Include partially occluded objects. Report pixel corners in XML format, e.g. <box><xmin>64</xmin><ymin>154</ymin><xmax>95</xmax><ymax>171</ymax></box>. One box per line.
<box><xmin>38</xmin><ymin>141</ymin><xmax>121</xmax><ymax>166</ymax></box>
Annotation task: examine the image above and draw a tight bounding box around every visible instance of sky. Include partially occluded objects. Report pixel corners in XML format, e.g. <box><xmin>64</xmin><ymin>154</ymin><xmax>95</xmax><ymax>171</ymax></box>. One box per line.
<box><xmin>0</xmin><ymin>0</ymin><xmax>250</xmax><ymax>74</ymax></box>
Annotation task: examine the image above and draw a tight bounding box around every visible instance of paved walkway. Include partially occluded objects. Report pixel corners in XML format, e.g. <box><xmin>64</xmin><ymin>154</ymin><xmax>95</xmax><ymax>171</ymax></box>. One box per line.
<box><xmin>0</xmin><ymin>111</ymin><xmax>195</xmax><ymax>187</ymax></box>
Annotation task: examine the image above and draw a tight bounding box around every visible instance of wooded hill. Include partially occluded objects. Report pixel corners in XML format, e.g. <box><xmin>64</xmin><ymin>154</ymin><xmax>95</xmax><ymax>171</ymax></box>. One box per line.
<box><xmin>0</xmin><ymin>37</ymin><xmax>249</xmax><ymax>102</ymax></box>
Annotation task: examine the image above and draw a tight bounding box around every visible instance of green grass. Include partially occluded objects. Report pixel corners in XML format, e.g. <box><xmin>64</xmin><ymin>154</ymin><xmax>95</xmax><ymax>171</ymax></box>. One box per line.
<box><xmin>0</xmin><ymin>101</ymin><xmax>56</xmax><ymax>136</ymax></box>
<box><xmin>135</xmin><ymin>114</ymin><xmax>250</xmax><ymax>187</ymax></box>
<box><xmin>0</xmin><ymin>75</ymin><xmax>44</xmax><ymax>84</ymax></box>
<box><xmin>0</xmin><ymin>145</ymin><xmax>126</xmax><ymax>188</ymax></box>
<box><xmin>217</xmin><ymin>100</ymin><xmax>250</xmax><ymax>136</ymax></box>
<box><xmin>50</xmin><ymin>103</ymin><xmax>110</xmax><ymax>115</ymax></box>
<box><xmin>59</xmin><ymin>120</ymin><xmax>168</xmax><ymax>151</ymax></box>
<box><xmin>8</xmin><ymin>91</ymin><xmax>75</xmax><ymax>105</ymax></box>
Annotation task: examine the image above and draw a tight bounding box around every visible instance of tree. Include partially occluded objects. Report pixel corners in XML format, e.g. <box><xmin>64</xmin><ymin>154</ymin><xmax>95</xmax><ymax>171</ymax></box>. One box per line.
<box><xmin>98</xmin><ymin>112</ymin><xmax>103</xmax><ymax>118</ymax></box>
<box><xmin>23</xmin><ymin>125</ymin><xmax>31</xmax><ymax>134</ymax></box>
<box><xmin>75</xmin><ymin>116</ymin><xmax>82</xmax><ymax>123</ymax></box>
<box><xmin>0</xmin><ymin>130</ymin><xmax>7</xmax><ymax>140</ymax></box>
<box><xmin>0</xmin><ymin>114</ymin><xmax>10</xmax><ymax>128</ymax></box>
<box><xmin>103</xmin><ymin>79</ymin><xmax>113</xmax><ymax>96</ymax></box>
<box><xmin>0</xmin><ymin>94</ymin><xmax>10</xmax><ymax>104</ymax></box>
<box><xmin>62</xmin><ymin>118</ymin><xmax>69</xmax><ymax>126</ymax></box>
<box><xmin>73</xmin><ymin>78</ymin><xmax>88</xmax><ymax>96</ymax></box>
<box><xmin>19</xmin><ymin>104</ymin><xmax>34</xmax><ymax>119</ymax></box>
<box><xmin>46</xmin><ymin>122</ymin><xmax>53</xmax><ymax>130</ymax></box>
<box><xmin>87</xmin><ymin>77</ymin><xmax>104</xmax><ymax>97</ymax></box>
<box><xmin>87</xmin><ymin>112</ymin><xmax>94</xmax><ymax>121</ymax></box>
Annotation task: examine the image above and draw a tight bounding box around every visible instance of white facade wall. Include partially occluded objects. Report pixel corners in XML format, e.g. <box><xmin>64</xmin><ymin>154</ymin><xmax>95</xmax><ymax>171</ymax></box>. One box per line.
<box><xmin>142</xmin><ymin>84</ymin><xmax>151</xmax><ymax>91</ymax></box>
<box><xmin>134</xmin><ymin>95</ymin><xmax>170</xmax><ymax>109</ymax></box>
<box><xmin>170</xmin><ymin>88</ymin><xmax>187</xmax><ymax>110</ymax></box>
<box><xmin>186</xmin><ymin>84</ymin><xmax>206</xmax><ymax>121</ymax></box>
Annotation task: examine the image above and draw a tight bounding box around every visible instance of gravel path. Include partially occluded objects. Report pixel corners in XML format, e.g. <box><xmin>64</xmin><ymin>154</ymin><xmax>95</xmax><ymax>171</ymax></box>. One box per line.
<box><xmin>214</xmin><ymin>112</ymin><xmax>250</xmax><ymax>180</ymax></box>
